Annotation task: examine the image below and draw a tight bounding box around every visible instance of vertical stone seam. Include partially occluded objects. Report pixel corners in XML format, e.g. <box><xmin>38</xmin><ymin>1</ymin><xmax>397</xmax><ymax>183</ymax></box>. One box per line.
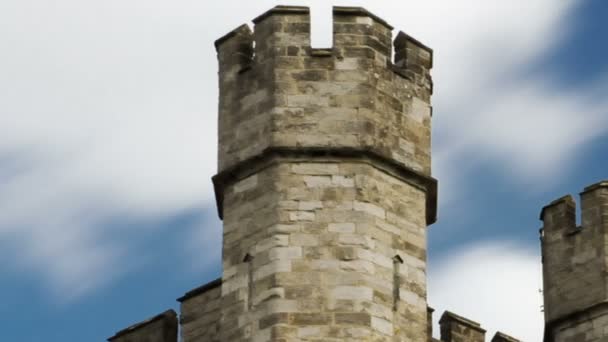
<box><xmin>393</xmin><ymin>255</ymin><xmax>404</xmax><ymax>311</ymax></box>
<box><xmin>244</xmin><ymin>253</ymin><xmax>254</xmax><ymax>310</ymax></box>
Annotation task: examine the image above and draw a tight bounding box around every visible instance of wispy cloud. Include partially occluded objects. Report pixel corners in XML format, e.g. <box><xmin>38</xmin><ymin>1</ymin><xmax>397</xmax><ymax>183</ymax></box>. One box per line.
<box><xmin>0</xmin><ymin>0</ymin><xmax>605</xmax><ymax>298</ymax></box>
<box><xmin>428</xmin><ymin>241</ymin><xmax>544</xmax><ymax>341</ymax></box>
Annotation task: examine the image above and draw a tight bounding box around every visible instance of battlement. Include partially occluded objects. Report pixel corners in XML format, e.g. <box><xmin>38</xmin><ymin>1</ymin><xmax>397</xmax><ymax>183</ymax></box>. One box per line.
<box><xmin>215</xmin><ymin>6</ymin><xmax>436</xmax><ymax>229</ymax></box>
<box><xmin>215</xmin><ymin>6</ymin><xmax>432</xmax><ymax>84</ymax></box>
<box><xmin>540</xmin><ymin>180</ymin><xmax>608</xmax><ymax>324</ymax></box>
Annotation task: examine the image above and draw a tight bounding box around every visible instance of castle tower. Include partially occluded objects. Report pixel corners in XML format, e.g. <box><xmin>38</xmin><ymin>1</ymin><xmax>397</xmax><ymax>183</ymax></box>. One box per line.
<box><xmin>212</xmin><ymin>5</ymin><xmax>436</xmax><ymax>341</ymax></box>
<box><xmin>540</xmin><ymin>181</ymin><xmax>608</xmax><ymax>341</ymax></box>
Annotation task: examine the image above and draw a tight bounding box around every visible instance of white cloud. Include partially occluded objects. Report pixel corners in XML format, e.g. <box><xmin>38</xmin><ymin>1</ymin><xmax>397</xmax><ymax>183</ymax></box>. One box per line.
<box><xmin>182</xmin><ymin>212</ymin><xmax>222</xmax><ymax>273</ymax></box>
<box><xmin>428</xmin><ymin>242</ymin><xmax>544</xmax><ymax>341</ymax></box>
<box><xmin>0</xmin><ymin>0</ymin><xmax>605</xmax><ymax>298</ymax></box>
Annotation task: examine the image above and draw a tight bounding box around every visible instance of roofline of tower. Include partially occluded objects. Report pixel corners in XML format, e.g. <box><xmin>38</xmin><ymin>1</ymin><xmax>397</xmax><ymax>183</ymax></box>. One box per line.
<box><xmin>176</xmin><ymin>277</ymin><xmax>222</xmax><ymax>303</ymax></box>
<box><xmin>539</xmin><ymin>194</ymin><xmax>574</xmax><ymax>220</ymax></box>
<box><xmin>212</xmin><ymin>146</ymin><xmax>438</xmax><ymax>226</ymax></box>
<box><xmin>248</xmin><ymin>6</ymin><xmax>394</xmax><ymax>31</ymax></box>
<box><xmin>394</xmin><ymin>31</ymin><xmax>433</xmax><ymax>56</ymax></box>
<box><xmin>439</xmin><ymin>310</ymin><xmax>487</xmax><ymax>333</ymax></box>
<box><xmin>107</xmin><ymin>309</ymin><xmax>176</xmax><ymax>341</ymax></box>
<box><xmin>539</xmin><ymin>180</ymin><xmax>608</xmax><ymax>220</ymax></box>
<box><xmin>492</xmin><ymin>331</ymin><xmax>521</xmax><ymax>342</ymax></box>
<box><xmin>581</xmin><ymin>180</ymin><xmax>608</xmax><ymax>194</ymax></box>
<box><xmin>333</xmin><ymin>6</ymin><xmax>394</xmax><ymax>30</ymax></box>
<box><xmin>214</xmin><ymin>24</ymin><xmax>251</xmax><ymax>50</ymax></box>
<box><xmin>252</xmin><ymin>5</ymin><xmax>310</xmax><ymax>24</ymax></box>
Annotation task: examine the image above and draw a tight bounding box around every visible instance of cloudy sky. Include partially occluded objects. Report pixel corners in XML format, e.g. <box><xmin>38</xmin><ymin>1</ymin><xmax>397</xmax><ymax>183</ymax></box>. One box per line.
<box><xmin>1</xmin><ymin>0</ymin><xmax>607</xmax><ymax>340</ymax></box>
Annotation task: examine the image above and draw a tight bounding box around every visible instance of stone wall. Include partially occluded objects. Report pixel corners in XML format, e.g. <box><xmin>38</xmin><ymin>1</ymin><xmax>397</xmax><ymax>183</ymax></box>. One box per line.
<box><xmin>439</xmin><ymin>311</ymin><xmax>486</xmax><ymax>342</ymax></box>
<box><xmin>212</xmin><ymin>5</ymin><xmax>436</xmax><ymax>342</ymax></box>
<box><xmin>178</xmin><ymin>278</ymin><xmax>222</xmax><ymax>342</ymax></box>
<box><xmin>491</xmin><ymin>331</ymin><xmax>521</xmax><ymax>342</ymax></box>
<box><xmin>107</xmin><ymin>310</ymin><xmax>177</xmax><ymax>342</ymax></box>
<box><xmin>540</xmin><ymin>181</ymin><xmax>608</xmax><ymax>341</ymax></box>
<box><xmin>548</xmin><ymin>303</ymin><xmax>608</xmax><ymax>342</ymax></box>
<box><xmin>218</xmin><ymin>160</ymin><xmax>429</xmax><ymax>340</ymax></box>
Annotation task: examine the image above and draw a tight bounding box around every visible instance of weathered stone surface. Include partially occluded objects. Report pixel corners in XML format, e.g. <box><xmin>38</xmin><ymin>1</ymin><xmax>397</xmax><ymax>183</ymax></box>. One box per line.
<box><xmin>216</xmin><ymin>6</ymin><xmax>434</xmax><ymax>180</ymax></box>
<box><xmin>107</xmin><ymin>4</ymin><xmax>571</xmax><ymax>342</ymax></box>
<box><xmin>178</xmin><ymin>279</ymin><xmax>221</xmax><ymax>342</ymax></box>
<box><xmin>491</xmin><ymin>331</ymin><xmax>521</xmax><ymax>342</ymax></box>
<box><xmin>541</xmin><ymin>181</ymin><xmax>608</xmax><ymax>342</ymax></box>
<box><xmin>108</xmin><ymin>310</ymin><xmax>177</xmax><ymax>342</ymax></box>
<box><xmin>439</xmin><ymin>311</ymin><xmax>486</xmax><ymax>342</ymax></box>
<box><xmin>217</xmin><ymin>160</ymin><xmax>429</xmax><ymax>340</ymax></box>
<box><xmin>211</xmin><ymin>5</ymin><xmax>435</xmax><ymax>341</ymax></box>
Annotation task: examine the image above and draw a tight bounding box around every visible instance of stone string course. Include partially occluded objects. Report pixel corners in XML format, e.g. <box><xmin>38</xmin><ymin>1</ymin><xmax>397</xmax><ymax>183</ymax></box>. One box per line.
<box><xmin>107</xmin><ymin>5</ymin><xmax>607</xmax><ymax>342</ymax></box>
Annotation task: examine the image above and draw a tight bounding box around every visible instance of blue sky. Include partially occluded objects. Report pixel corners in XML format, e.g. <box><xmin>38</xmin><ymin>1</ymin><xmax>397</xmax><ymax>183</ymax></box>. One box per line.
<box><xmin>0</xmin><ymin>1</ymin><xmax>606</xmax><ymax>341</ymax></box>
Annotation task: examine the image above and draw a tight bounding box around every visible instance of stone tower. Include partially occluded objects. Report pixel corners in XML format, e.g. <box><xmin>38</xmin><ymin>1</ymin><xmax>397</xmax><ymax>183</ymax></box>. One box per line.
<box><xmin>107</xmin><ymin>6</ymin><xmax>527</xmax><ymax>342</ymax></box>
<box><xmin>540</xmin><ymin>181</ymin><xmax>608</xmax><ymax>341</ymax></box>
<box><xmin>212</xmin><ymin>5</ymin><xmax>436</xmax><ymax>341</ymax></box>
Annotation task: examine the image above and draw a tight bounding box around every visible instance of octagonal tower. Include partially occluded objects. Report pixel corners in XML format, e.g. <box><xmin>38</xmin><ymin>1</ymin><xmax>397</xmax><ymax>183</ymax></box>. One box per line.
<box><xmin>212</xmin><ymin>6</ymin><xmax>436</xmax><ymax>341</ymax></box>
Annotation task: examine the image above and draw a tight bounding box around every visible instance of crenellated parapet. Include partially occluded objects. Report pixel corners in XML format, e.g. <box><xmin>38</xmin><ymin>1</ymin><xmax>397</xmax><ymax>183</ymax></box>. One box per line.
<box><xmin>213</xmin><ymin>6</ymin><xmax>436</xmax><ymax>226</ymax></box>
<box><xmin>103</xmin><ymin>4</ymin><xmax>608</xmax><ymax>342</ymax></box>
<box><xmin>540</xmin><ymin>180</ymin><xmax>608</xmax><ymax>341</ymax></box>
<box><xmin>211</xmin><ymin>6</ymin><xmax>438</xmax><ymax>341</ymax></box>
<box><xmin>214</xmin><ymin>5</ymin><xmax>433</xmax><ymax>173</ymax></box>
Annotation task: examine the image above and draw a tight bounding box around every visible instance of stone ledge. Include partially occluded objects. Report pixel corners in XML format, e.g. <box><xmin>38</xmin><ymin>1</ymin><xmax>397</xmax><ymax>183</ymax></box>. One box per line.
<box><xmin>439</xmin><ymin>310</ymin><xmax>486</xmax><ymax>333</ymax></box>
<box><xmin>491</xmin><ymin>331</ymin><xmax>521</xmax><ymax>342</ymax></box>
<box><xmin>212</xmin><ymin>146</ymin><xmax>438</xmax><ymax>225</ymax></box>
<box><xmin>214</xmin><ymin>24</ymin><xmax>252</xmax><ymax>50</ymax></box>
<box><xmin>177</xmin><ymin>277</ymin><xmax>222</xmax><ymax>303</ymax></box>
<box><xmin>581</xmin><ymin>179</ymin><xmax>608</xmax><ymax>194</ymax></box>
<box><xmin>394</xmin><ymin>31</ymin><xmax>433</xmax><ymax>57</ymax></box>
<box><xmin>539</xmin><ymin>194</ymin><xmax>574</xmax><ymax>220</ymax></box>
<box><xmin>107</xmin><ymin>309</ymin><xmax>177</xmax><ymax>341</ymax></box>
<box><xmin>333</xmin><ymin>6</ymin><xmax>394</xmax><ymax>30</ymax></box>
<box><xmin>252</xmin><ymin>5</ymin><xmax>310</xmax><ymax>24</ymax></box>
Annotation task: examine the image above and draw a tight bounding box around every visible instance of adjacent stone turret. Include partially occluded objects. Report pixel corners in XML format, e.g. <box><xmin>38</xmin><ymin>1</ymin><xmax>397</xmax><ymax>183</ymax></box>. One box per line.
<box><xmin>212</xmin><ymin>5</ymin><xmax>436</xmax><ymax>341</ymax></box>
<box><xmin>439</xmin><ymin>311</ymin><xmax>486</xmax><ymax>342</ymax></box>
<box><xmin>540</xmin><ymin>180</ymin><xmax>608</xmax><ymax>342</ymax></box>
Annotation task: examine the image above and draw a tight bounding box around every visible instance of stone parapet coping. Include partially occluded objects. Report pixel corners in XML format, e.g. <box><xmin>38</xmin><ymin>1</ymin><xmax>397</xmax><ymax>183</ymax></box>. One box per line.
<box><xmin>539</xmin><ymin>194</ymin><xmax>574</xmax><ymax>220</ymax></box>
<box><xmin>252</xmin><ymin>5</ymin><xmax>310</xmax><ymax>24</ymax></box>
<box><xmin>581</xmin><ymin>179</ymin><xmax>608</xmax><ymax>194</ymax></box>
<box><xmin>107</xmin><ymin>309</ymin><xmax>176</xmax><ymax>341</ymax></box>
<box><xmin>439</xmin><ymin>310</ymin><xmax>487</xmax><ymax>333</ymax></box>
<box><xmin>176</xmin><ymin>278</ymin><xmax>222</xmax><ymax>303</ymax></box>
<box><xmin>333</xmin><ymin>6</ymin><xmax>394</xmax><ymax>30</ymax></box>
<box><xmin>492</xmin><ymin>331</ymin><xmax>521</xmax><ymax>342</ymax></box>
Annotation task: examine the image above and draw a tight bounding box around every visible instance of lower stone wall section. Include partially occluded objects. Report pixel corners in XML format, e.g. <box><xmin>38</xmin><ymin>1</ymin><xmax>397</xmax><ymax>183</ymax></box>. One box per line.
<box><xmin>178</xmin><ymin>279</ymin><xmax>222</xmax><ymax>342</ymax></box>
<box><xmin>551</xmin><ymin>304</ymin><xmax>608</xmax><ymax>342</ymax></box>
<box><xmin>219</xmin><ymin>160</ymin><xmax>429</xmax><ymax>341</ymax></box>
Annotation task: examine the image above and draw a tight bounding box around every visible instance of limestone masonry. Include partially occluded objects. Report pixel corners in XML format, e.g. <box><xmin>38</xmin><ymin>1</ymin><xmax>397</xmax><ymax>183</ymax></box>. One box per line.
<box><xmin>107</xmin><ymin>6</ymin><xmax>608</xmax><ymax>342</ymax></box>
